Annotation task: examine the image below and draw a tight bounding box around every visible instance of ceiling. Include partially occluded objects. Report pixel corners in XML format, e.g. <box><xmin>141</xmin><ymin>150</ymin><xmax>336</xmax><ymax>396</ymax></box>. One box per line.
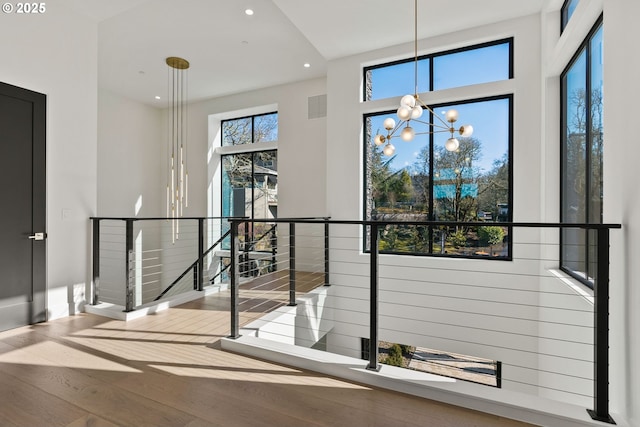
<box><xmin>61</xmin><ymin>0</ymin><xmax>547</xmax><ymax>107</ymax></box>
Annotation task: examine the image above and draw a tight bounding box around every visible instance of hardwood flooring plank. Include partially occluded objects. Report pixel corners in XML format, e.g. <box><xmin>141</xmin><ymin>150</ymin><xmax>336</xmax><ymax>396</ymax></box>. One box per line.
<box><xmin>0</xmin><ymin>370</ymin><xmax>87</xmax><ymax>427</ymax></box>
<box><xmin>0</xmin><ymin>354</ymin><xmax>197</xmax><ymax>427</ymax></box>
<box><xmin>66</xmin><ymin>414</ymin><xmax>120</xmax><ymax>427</ymax></box>
<box><xmin>0</xmin><ymin>283</ymin><xmax>538</xmax><ymax>427</ymax></box>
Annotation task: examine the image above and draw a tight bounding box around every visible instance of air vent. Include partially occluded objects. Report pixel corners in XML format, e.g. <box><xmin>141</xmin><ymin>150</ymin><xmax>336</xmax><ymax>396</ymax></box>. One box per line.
<box><xmin>308</xmin><ymin>94</ymin><xmax>327</xmax><ymax>119</ymax></box>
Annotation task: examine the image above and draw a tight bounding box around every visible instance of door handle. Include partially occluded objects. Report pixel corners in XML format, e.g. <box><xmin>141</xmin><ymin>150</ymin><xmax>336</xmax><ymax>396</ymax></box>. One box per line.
<box><xmin>28</xmin><ymin>232</ymin><xmax>46</xmax><ymax>241</ymax></box>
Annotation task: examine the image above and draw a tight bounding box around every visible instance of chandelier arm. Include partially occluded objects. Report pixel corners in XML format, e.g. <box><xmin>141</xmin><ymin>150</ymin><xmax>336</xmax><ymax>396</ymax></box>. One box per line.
<box><xmin>433</xmin><ymin>109</ymin><xmax>455</xmax><ymax>128</ymax></box>
<box><xmin>390</xmin><ymin>121</ymin><xmax>405</xmax><ymax>136</ymax></box>
<box><xmin>415</xmin><ymin>100</ymin><xmax>456</xmax><ymax>129</ymax></box>
<box><xmin>410</xmin><ymin>118</ymin><xmax>451</xmax><ymax>130</ymax></box>
<box><xmin>413</xmin><ymin>129</ymin><xmax>458</xmax><ymax>136</ymax></box>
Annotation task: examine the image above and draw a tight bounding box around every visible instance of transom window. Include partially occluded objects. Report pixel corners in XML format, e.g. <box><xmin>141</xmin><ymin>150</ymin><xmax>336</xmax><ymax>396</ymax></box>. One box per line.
<box><xmin>364</xmin><ymin>39</ymin><xmax>512</xmax><ymax>102</ymax></box>
<box><xmin>221</xmin><ymin>112</ymin><xmax>278</xmax><ymax>146</ymax></box>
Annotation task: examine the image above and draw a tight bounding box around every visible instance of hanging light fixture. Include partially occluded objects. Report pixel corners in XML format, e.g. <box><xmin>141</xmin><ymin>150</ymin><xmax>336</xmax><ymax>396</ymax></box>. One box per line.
<box><xmin>165</xmin><ymin>56</ymin><xmax>189</xmax><ymax>242</ymax></box>
<box><xmin>374</xmin><ymin>0</ymin><xmax>473</xmax><ymax>156</ymax></box>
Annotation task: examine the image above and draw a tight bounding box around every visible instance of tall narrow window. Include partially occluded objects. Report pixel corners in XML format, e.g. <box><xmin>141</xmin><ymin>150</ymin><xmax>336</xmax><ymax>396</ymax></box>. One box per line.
<box><xmin>220</xmin><ymin>112</ymin><xmax>278</xmax><ymax>252</ymax></box>
<box><xmin>561</xmin><ymin>18</ymin><xmax>603</xmax><ymax>286</ymax></box>
<box><xmin>221</xmin><ymin>112</ymin><xmax>278</xmax><ymax>220</ymax></box>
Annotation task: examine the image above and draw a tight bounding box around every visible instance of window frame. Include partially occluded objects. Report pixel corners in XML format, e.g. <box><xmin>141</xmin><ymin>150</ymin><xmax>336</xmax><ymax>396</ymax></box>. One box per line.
<box><xmin>221</xmin><ymin>150</ymin><xmax>278</xmax><ymax>221</ymax></box>
<box><xmin>559</xmin><ymin>15</ymin><xmax>603</xmax><ymax>288</ymax></box>
<box><xmin>221</xmin><ymin>111</ymin><xmax>278</xmax><ymax>146</ymax></box>
<box><xmin>363</xmin><ymin>38</ymin><xmax>514</xmax><ymax>102</ymax></box>
<box><xmin>219</xmin><ymin>111</ymin><xmax>279</xmax><ymax>221</ymax></box>
<box><xmin>362</xmin><ymin>94</ymin><xmax>514</xmax><ymax>260</ymax></box>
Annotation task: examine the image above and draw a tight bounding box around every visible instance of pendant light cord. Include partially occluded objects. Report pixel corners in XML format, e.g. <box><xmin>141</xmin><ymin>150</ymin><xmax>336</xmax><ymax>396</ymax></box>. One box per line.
<box><xmin>414</xmin><ymin>0</ymin><xmax>418</xmax><ymax>97</ymax></box>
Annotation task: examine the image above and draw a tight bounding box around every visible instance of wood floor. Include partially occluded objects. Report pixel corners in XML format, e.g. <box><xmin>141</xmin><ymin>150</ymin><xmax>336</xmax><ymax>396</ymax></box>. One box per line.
<box><xmin>0</xmin><ymin>281</ymin><xmax>537</xmax><ymax>427</ymax></box>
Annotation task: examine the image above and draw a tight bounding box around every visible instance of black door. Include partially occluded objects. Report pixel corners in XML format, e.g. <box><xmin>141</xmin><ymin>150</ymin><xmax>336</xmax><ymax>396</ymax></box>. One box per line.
<box><xmin>0</xmin><ymin>82</ymin><xmax>46</xmax><ymax>332</ymax></box>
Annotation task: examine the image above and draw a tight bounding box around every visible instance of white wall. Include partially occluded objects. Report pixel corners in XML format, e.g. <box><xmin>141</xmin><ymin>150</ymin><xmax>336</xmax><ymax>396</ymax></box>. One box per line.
<box><xmin>98</xmin><ymin>88</ymin><xmax>163</xmax><ymax>216</ymax></box>
<box><xmin>601</xmin><ymin>0</ymin><xmax>640</xmax><ymax>423</ymax></box>
<box><xmin>0</xmin><ymin>4</ymin><xmax>98</xmax><ymax>319</ymax></box>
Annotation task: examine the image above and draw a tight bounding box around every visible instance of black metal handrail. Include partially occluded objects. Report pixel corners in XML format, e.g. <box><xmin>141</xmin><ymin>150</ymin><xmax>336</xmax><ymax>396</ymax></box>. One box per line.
<box><xmin>153</xmin><ymin>229</ymin><xmax>231</xmax><ymax>301</ymax></box>
<box><xmin>226</xmin><ymin>217</ymin><xmax>621</xmax><ymax>425</ymax></box>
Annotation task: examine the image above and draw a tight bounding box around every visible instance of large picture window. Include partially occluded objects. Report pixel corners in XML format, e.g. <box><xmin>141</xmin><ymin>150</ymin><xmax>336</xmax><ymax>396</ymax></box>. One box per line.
<box><xmin>365</xmin><ymin>96</ymin><xmax>512</xmax><ymax>258</ymax></box>
<box><xmin>561</xmin><ymin>18</ymin><xmax>603</xmax><ymax>286</ymax></box>
<box><xmin>364</xmin><ymin>39</ymin><xmax>513</xmax><ymax>259</ymax></box>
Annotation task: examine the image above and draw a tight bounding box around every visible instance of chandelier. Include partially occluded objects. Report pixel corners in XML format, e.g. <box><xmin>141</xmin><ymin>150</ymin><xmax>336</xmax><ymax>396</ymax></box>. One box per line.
<box><xmin>374</xmin><ymin>0</ymin><xmax>473</xmax><ymax>156</ymax></box>
<box><xmin>165</xmin><ymin>56</ymin><xmax>189</xmax><ymax>242</ymax></box>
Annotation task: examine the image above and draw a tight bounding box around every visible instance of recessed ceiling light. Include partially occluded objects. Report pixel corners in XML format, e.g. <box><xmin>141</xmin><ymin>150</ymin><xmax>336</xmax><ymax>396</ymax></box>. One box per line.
<box><xmin>155</xmin><ymin>96</ymin><xmax>161</xmax><ymax>100</ymax></box>
<box><xmin>245</xmin><ymin>8</ymin><xmax>254</xmax><ymax>15</ymax></box>
<box><xmin>303</xmin><ymin>63</ymin><xmax>311</xmax><ymax>68</ymax></box>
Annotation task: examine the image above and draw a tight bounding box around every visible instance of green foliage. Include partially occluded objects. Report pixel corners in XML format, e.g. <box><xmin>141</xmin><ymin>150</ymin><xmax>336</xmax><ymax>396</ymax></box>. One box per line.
<box><xmin>478</xmin><ymin>226</ymin><xmax>505</xmax><ymax>246</ymax></box>
<box><xmin>448</xmin><ymin>229</ymin><xmax>468</xmax><ymax>249</ymax></box>
<box><xmin>384</xmin><ymin>344</ymin><xmax>404</xmax><ymax>367</ymax></box>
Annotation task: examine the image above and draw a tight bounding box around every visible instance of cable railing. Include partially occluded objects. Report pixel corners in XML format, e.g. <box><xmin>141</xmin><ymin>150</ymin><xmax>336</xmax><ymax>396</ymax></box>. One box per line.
<box><xmin>226</xmin><ymin>217</ymin><xmax>620</xmax><ymax>425</ymax></box>
<box><xmin>90</xmin><ymin>216</ymin><xmax>250</xmax><ymax>311</ymax></box>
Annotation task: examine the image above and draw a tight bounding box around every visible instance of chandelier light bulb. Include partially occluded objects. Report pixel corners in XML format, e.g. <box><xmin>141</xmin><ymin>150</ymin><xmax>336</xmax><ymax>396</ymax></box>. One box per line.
<box><xmin>411</xmin><ymin>105</ymin><xmax>423</xmax><ymax>119</ymax></box>
<box><xmin>397</xmin><ymin>106</ymin><xmax>412</xmax><ymax>121</ymax></box>
<box><xmin>383</xmin><ymin>117</ymin><xmax>396</xmax><ymax>131</ymax></box>
<box><xmin>374</xmin><ymin>134</ymin><xmax>385</xmax><ymax>146</ymax></box>
<box><xmin>459</xmin><ymin>125</ymin><xmax>473</xmax><ymax>137</ymax></box>
<box><xmin>401</xmin><ymin>126</ymin><xmax>415</xmax><ymax>141</ymax></box>
<box><xmin>401</xmin><ymin>94</ymin><xmax>416</xmax><ymax>108</ymax></box>
<box><xmin>383</xmin><ymin>143</ymin><xmax>395</xmax><ymax>156</ymax></box>
<box><xmin>445</xmin><ymin>109</ymin><xmax>459</xmax><ymax>123</ymax></box>
<box><xmin>445</xmin><ymin>137</ymin><xmax>459</xmax><ymax>152</ymax></box>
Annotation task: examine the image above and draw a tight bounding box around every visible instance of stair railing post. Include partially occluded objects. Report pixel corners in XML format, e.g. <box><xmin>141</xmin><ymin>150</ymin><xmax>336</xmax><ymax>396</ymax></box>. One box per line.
<box><xmin>288</xmin><ymin>222</ymin><xmax>297</xmax><ymax>306</ymax></box>
<box><xmin>92</xmin><ymin>218</ymin><xmax>100</xmax><ymax>305</ymax></box>
<box><xmin>124</xmin><ymin>219</ymin><xmax>135</xmax><ymax>312</ymax></box>
<box><xmin>197</xmin><ymin>218</ymin><xmax>205</xmax><ymax>291</ymax></box>
<box><xmin>229</xmin><ymin>220</ymin><xmax>241</xmax><ymax>339</ymax></box>
<box><xmin>243</xmin><ymin>220</ymin><xmax>250</xmax><ymax>277</ymax></box>
<box><xmin>324</xmin><ymin>219</ymin><xmax>330</xmax><ymax>286</ymax></box>
<box><xmin>366</xmin><ymin>222</ymin><xmax>380</xmax><ymax>371</ymax></box>
<box><xmin>270</xmin><ymin>224</ymin><xmax>277</xmax><ymax>273</ymax></box>
<box><xmin>587</xmin><ymin>226</ymin><xmax>615</xmax><ymax>424</ymax></box>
